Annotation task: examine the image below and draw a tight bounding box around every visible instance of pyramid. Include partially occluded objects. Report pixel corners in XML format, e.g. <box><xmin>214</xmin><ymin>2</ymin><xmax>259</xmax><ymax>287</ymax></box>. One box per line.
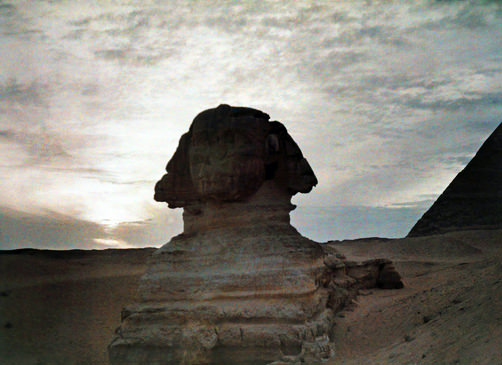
<box><xmin>408</xmin><ymin>122</ymin><xmax>502</xmax><ymax>237</ymax></box>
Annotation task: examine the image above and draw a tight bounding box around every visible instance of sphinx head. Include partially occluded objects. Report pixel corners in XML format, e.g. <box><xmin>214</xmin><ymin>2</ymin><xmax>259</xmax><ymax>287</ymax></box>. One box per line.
<box><xmin>154</xmin><ymin>104</ymin><xmax>317</xmax><ymax>209</ymax></box>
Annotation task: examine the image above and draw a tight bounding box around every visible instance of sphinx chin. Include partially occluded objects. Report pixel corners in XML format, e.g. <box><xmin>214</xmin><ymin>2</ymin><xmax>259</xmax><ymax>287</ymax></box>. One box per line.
<box><xmin>109</xmin><ymin>105</ymin><xmax>402</xmax><ymax>364</ymax></box>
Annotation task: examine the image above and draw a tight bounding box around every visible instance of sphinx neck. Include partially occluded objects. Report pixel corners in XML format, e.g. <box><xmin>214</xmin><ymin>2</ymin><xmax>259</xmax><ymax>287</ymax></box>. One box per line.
<box><xmin>182</xmin><ymin>181</ymin><xmax>295</xmax><ymax>235</ymax></box>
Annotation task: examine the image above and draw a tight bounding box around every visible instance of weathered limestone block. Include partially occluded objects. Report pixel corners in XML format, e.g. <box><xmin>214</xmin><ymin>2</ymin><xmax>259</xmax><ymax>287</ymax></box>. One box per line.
<box><xmin>109</xmin><ymin>105</ymin><xmax>402</xmax><ymax>364</ymax></box>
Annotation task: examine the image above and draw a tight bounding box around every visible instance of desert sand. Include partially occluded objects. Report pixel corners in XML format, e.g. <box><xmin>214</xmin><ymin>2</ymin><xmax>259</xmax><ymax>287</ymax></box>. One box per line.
<box><xmin>329</xmin><ymin>229</ymin><xmax>502</xmax><ymax>364</ymax></box>
<box><xmin>1</xmin><ymin>229</ymin><xmax>500</xmax><ymax>364</ymax></box>
<box><xmin>0</xmin><ymin>248</ymin><xmax>154</xmax><ymax>365</ymax></box>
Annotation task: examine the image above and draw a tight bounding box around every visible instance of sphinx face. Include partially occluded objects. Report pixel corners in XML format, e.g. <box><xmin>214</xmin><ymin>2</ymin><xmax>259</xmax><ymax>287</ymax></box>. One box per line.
<box><xmin>188</xmin><ymin>114</ymin><xmax>269</xmax><ymax>201</ymax></box>
<box><xmin>154</xmin><ymin>105</ymin><xmax>318</xmax><ymax>208</ymax></box>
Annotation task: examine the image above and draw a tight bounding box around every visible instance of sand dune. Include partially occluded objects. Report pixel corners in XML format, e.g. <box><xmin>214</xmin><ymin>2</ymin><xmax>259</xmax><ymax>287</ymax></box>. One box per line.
<box><xmin>330</xmin><ymin>229</ymin><xmax>502</xmax><ymax>364</ymax></box>
<box><xmin>1</xmin><ymin>231</ymin><xmax>501</xmax><ymax>364</ymax></box>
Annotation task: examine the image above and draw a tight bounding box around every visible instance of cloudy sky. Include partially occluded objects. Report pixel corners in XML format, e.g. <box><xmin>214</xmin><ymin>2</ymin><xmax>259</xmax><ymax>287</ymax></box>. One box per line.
<box><xmin>1</xmin><ymin>0</ymin><xmax>501</xmax><ymax>249</ymax></box>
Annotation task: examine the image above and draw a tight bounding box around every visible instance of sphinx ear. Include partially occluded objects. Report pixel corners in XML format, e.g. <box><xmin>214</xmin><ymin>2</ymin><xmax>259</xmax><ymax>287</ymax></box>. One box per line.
<box><xmin>264</xmin><ymin>133</ymin><xmax>281</xmax><ymax>180</ymax></box>
<box><xmin>154</xmin><ymin>132</ymin><xmax>199</xmax><ymax>208</ymax></box>
<box><xmin>266</xmin><ymin>134</ymin><xmax>280</xmax><ymax>154</ymax></box>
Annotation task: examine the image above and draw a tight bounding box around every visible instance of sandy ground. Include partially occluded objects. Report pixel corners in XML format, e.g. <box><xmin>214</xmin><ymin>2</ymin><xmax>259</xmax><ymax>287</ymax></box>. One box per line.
<box><xmin>0</xmin><ymin>230</ymin><xmax>501</xmax><ymax>364</ymax></box>
<box><xmin>329</xmin><ymin>229</ymin><xmax>502</xmax><ymax>365</ymax></box>
<box><xmin>0</xmin><ymin>248</ymin><xmax>155</xmax><ymax>365</ymax></box>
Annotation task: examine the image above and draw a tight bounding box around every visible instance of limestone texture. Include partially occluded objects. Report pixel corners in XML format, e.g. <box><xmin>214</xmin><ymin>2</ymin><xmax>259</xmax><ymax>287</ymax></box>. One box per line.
<box><xmin>109</xmin><ymin>105</ymin><xmax>402</xmax><ymax>364</ymax></box>
<box><xmin>408</xmin><ymin>122</ymin><xmax>502</xmax><ymax>237</ymax></box>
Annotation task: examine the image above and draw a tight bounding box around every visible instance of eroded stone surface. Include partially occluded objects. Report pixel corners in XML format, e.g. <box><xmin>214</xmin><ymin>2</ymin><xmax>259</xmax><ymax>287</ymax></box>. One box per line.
<box><xmin>154</xmin><ymin>104</ymin><xmax>317</xmax><ymax>210</ymax></box>
<box><xmin>109</xmin><ymin>105</ymin><xmax>402</xmax><ymax>364</ymax></box>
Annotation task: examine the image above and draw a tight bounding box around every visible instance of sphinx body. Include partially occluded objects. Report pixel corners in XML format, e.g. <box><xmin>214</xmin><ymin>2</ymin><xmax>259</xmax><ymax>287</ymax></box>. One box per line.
<box><xmin>109</xmin><ymin>105</ymin><xmax>402</xmax><ymax>364</ymax></box>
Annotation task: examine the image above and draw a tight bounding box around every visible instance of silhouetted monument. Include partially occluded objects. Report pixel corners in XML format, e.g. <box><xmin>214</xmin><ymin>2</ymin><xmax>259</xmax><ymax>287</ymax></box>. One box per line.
<box><xmin>109</xmin><ymin>105</ymin><xmax>402</xmax><ymax>364</ymax></box>
<box><xmin>409</xmin><ymin>122</ymin><xmax>502</xmax><ymax>237</ymax></box>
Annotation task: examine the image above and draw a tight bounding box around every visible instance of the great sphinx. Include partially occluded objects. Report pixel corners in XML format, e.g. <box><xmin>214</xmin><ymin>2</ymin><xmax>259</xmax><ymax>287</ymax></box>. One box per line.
<box><xmin>109</xmin><ymin>105</ymin><xmax>402</xmax><ymax>364</ymax></box>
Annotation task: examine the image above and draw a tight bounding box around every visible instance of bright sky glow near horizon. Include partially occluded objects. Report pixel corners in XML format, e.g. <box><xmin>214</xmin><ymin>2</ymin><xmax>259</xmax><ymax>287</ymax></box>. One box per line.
<box><xmin>0</xmin><ymin>0</ymin><xmax>501</xmax><ymax>249</ymax></box>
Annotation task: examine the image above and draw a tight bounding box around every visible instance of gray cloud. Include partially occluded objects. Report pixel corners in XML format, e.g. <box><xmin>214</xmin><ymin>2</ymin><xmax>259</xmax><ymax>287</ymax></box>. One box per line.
<box><xmin>0</xmin><ymin>78</ymin><xmax>44</xmax><ymax>105</ymax></box>
<box><xmin>0</xmin><ymin>0</ymin><xmax>501</xmax><ymax>245</ymax></box>
<box><xmin>0</xmin><ymin>1</ymin><xmax>15</xmax><ymax>23</ymax></box>
<box><xmin>0</xmin><ymin>206</ymin><xmax>107</xmax><ymax>250</ymax></box>
<box><xmin>0</xmin><ymin>205</ymin><xmax>179</xmax><ymax>249</ymax></box>
<box><xmin>63</xmin><ymin>8</ymin><xmax>184</xmax><ymax>66</ymax></box>
<box><xmin>396</xmin><ymin>91</ymin><xmax>502</xmax><ymax>111</ymax></box>
<box><xmin>426</xmin><ymin>1</ymin><xmax>502</xmax><ymax>29</ymax></box>
<box><xmin>110</xmin><ymin>209</ymin><xmax>183</xmax><ymax>248</ymax></box>
<box><xmin>93</xmin><ymin>47</ymin><xmax>175</xmax><ymax>66</ymax></box>
<box><xmin>0</xmin><ymin>129</ymin><xmax>13</xmax><ymax>138</ymax></box>
<box><xmin>0</xmin><ymin>1</ymin><xmax>42</xmax><ymax>39</ymax></box>
<box><xmin>0</xmin><ymin>127</ymin><xmax>74</xmax><ymax>167</ymax></box>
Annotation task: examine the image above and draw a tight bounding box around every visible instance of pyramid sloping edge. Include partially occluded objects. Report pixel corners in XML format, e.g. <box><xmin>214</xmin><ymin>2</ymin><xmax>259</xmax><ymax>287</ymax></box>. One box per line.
<box><xmin>407</xmin><ymin>122</ymin><xmax>502</xmax><ymax>237</ymax></box>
